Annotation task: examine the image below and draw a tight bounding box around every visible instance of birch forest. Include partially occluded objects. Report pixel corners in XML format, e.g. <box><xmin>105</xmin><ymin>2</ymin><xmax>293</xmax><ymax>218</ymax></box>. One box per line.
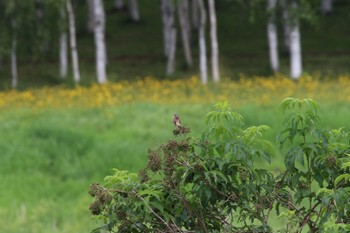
<box><xmin>0</xmin><ymin>0</ymin><xmax>348</xmax><ymax>88</ymax></box>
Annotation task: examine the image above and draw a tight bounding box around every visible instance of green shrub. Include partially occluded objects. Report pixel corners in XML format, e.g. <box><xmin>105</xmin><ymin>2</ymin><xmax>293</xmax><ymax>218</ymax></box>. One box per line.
<box><xmin>89</xmin><ymin>98</ymin><xmax>350</xmax><ymax>233</ymax></box>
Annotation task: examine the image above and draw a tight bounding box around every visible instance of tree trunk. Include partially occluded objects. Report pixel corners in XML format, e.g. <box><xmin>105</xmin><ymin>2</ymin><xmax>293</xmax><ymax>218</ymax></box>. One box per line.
<box><xmin>11</xmin><ymin>19</ymin><xmax>18</xmax><ymax>89</ymax></box>
<box><xmin>166</xmin><ymin>27</ymin><xmax>177</xmax><ymax>75</ymax></box>
<box><xmin>267</xmin><ymin>0</ymin><xmax>279</xmax><ymax>72</ymax></box>
<box><xmin>66</xmin><ymin>0</ymin><xmax>80</xmax><ymax>83</ymax></box>
<box><xmin>59</xmin><ymin>6</ymin><xmax>68</xmax><ymax>78</ymax></box>
<box><xmin>87</xmin><ymin>0</ymin><xmax>94</xmax><ymax>33</ymax></box>
<box><xmin>280</xmin><ymin>0</ymin><xmax>290</xmax><ymax>53</ymax></box>
<box><xmin>59</xmin><ymin>32</ymin><xmax>68</xmax><ymax>78</ymax></box>
<box><xmin>161</xmin><ymin>0</ymin><xmax>177</xmax><ymax>75</ymax></box>
<box><xmin>93</xmin><ymin>0</ymin><xmax>108</xmax><ymax>84</ymax></box>
<box><xmin>198</xmin><ymin>0</ymin><xmax>207</xmax><ymax>84</ymax></box>
<box><xmin>192</xmin><ymin>0</ymin><xmax>199</xmax><ymax>30</ymax></box>
<box><xmin>178</xmin><ymin>0</ymin><xmax>192</xmax><ymax>67</ymax></box>
<box><xmin>289</xmin><ymin>1</ymin><xmax>302</xmax><ymax>79</ymax></box>
<box><xmin>115</xmin><ymin>0</ymin><xmax>124</xmax><ymax>10</ymax></box>
<box><xmin>128</xmin><ymin>0</ymin><xmax>140</xmax><ymax>22</ymax></box>
<box><xmin>11</xmin><ymin>40</ymin><xmax>18</xmax><ymax>88</ymax></box>
<box><xmin>320</xmin><ymin>0</ymin><xmax>333</xmax><ymax>14</ymax></box>
<box><xmin>208</xmin><ymin>0</ymin><xmax>219</xmax><ymax>82</ymax></box>
<box><xmin>161</xmin><ymin>0</ymin><xmax>171</xmax><ymax>57</ymax></box>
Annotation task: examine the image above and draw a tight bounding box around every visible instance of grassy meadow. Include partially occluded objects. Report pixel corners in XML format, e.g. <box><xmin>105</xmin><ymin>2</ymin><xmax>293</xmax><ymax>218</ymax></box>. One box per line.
<box><xmin>1</xmin><ymin>76</ymin><xmax>350</xmax><ymax>232</ymax></box>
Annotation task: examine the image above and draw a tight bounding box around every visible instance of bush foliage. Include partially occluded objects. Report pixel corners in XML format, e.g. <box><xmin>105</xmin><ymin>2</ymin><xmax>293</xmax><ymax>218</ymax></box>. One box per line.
<box><xmin>89</xmin><ymin>98</ymin><xmax>350</xmax><ymax>233</ymax></box>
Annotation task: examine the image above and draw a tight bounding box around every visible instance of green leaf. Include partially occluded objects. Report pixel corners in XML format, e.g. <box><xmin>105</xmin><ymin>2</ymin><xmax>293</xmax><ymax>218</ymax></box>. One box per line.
<box><xmin>243</xmin><ymin>125</ymin><xmax>271</xmax><ymax>143</ymax></box>
<box><xmin>304</xmin><ymin>98</ymin><xmax>319</xmax><ymax>112</ymax></box>
<box><xmin>285</xmin><ymin>146</ymin><xmax>304</xmax><ymax>170</ymax></box>
<box><xmin>149</xmin><ymin>201</ymin><xmax>164</xmax><ymax>213</ymax></box>
<box><xmin>104</xmin><ymin>169</ymin><xmax>138</xmax><ymax>189</ymax></box>
<box><xmin>210</xmin><ymin>170</ymin><xmax>228</xmax><ymax>184</ymax></box>
<box><xmin>334</xmin><ymin>174</ymin><xmax>350</xmax><ymax>186</ymax></box>
<box><xmin>279</xmin><ymin>97</ymin><xmax>296</xmax><ymax>113</ymax></box>
<box><xmin>138</xmin><ymin>189</ymin><xmax>162</xmax><ymax>201</ymax></box>
<box><xmin>205</xmin><ymin>111</ymin><xmax>216</xmax><ymax>125</ymax></box>
<box><xmin>316</xmin><ymin>188</ymin><xmax>334</xmax><ymax>197</ymax></box>
<box><xmin>341</xmin><ymin>161</ymin><xmax>350</xmax><ymax>170</ymax></box>
<box><xmin>334</xmin><ymin>188</ymin><xmax>350</xmax><ymax>207</ymax></box>
<box><xmin>313</xmin><ymin>173</ymin><xmax>325</xmax><ymax>187</ymax></box>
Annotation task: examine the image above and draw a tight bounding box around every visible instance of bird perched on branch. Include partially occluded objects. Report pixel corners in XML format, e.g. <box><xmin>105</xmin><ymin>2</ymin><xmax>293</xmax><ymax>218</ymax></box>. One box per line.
<box><xmin>173</xmin><ymin>113</ymin><xmax>182</xmax><ymax>127</ymax></box>
<box><xmin>172</xmin><ymin>113</ymin><xmax>190</xmax><ymax>136</ymax></box>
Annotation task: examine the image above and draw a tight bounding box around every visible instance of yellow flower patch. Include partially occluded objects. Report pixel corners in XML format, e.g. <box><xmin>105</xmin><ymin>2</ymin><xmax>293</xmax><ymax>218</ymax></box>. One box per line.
<box><xmin>0</xmin><ymin>74</ymin><xmax>349</xmax><ymax>110</ymax></box>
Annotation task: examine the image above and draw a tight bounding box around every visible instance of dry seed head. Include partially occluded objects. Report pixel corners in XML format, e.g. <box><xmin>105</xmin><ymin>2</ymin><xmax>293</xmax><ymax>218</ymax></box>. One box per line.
<box><xmin>255</xmin><ymin>203</ymin><xmax>264</xmax><ymax>212</ymax></box>
<box><xmin>89</xmin><ymin>200</ymin><xmax>102</xmax><ymax>215</ymax></box>
<box><xmin>298</xmin><ymin>181</ymin><xmax>309</xmax><ymax>190</ymax></box>
<box><xmin>178</xmin><ymin>139</ymin><xmax>190</xmax><ymax>152</ymax></box>
<box><xmin>89</xmin><ymin>183</ymin><xmax>103</xmax><ymax>197</ymax></box>
<box><xmin>325</xmin><ymin>154</ymin><xmax>337</xmax><ymax>167</ymax></box>
<box><xmin>99</xmin><ymin>192</ymin><xmax>112</xmax><ymax>204</ymax></box>
<box><xmin>239</xmin><ymin>168</ymin><xmax>249</xmax><ymax>182</ymax></box>
<box><xmin>116</xmin><ymin>210</ymin><xmax>127</xmax><ymax>220</ymax></box>
<box><xmin>147</xmin><ymin>149</ymin><xmax>162</xmax><ymax>172</ymax></box>
<box><xmin>173</xmin><ymin>126</ymin><xmax>191</xmax><ymax>136</ymax></box>
<box><xmin>138</xmin><ymin>169</ymin><xmax>149</xmax><ymax>183</ymax></box>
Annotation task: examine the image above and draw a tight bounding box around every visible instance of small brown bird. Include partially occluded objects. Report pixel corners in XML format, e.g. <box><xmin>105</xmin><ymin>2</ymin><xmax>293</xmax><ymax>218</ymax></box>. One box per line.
<box><xmin>173</xmin><ymin>113</ymin><xmax>182</xmax><ymax>127</ymax></box>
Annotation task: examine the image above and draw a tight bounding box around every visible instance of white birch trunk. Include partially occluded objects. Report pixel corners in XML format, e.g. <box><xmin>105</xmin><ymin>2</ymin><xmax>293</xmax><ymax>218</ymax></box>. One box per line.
<box><xmin>280</xmin><ymin>0</ymin><xmax>290</xmax><ymax>53</ymax></box>
<box><xmin>178</xmin><ymin>0</ymin><xmax>192</xmax><ymax>67</ymax></box>
<box><xmin>161</xmin><ymin>0</ymin><xmax>177</xmax><ymax>75</ymax></box>
<box><xmin>66</xmin><ymin>0</ymin><xmax>80</xmax><ymax>83</ymax></box>
<box><xmin>59</xmin><ymin>32</ymin><xmax>68</xmax><ymax>78</ymax></box>
<box><xmin>11</xmin><ymin>20</ymin><xmax>18</xmax><ymax>89</ymax></box>
<box><xmin>161</xmin><ymin>0</ymin><xmax>171</xmax><ymax>57</ymax></box>
<box><xmin>192</xmin><ymin>0</ymin><xmax>199</xmax><ymax>30</ymax></box>
<box><xmin>198</xmin><ymin>0</ymin><xmax>207</xmax><ymax>84</ymax></box>
<box><xmin>93</xmin><ymin>0</ymin><xmax>108</xmax><ymax>84</ymax></box>
<box><xmin>59</xmin><ymin>6</ymin><xmax>68</xmax><ymax>78</ymax></box>
<box><xmin>115</xmin><ymin>0</ymin><xmax>124</xmax><ymax>10</ymax></box>
<box><xmin>289</xmin><ymin>1</ymin><xmax>302</xmax><ymax>79</ymax></box>
<box><xmin>208</xmin><ymin>0</ymin><xmax>219</xmax><ymax>82</ymax></box>
<box><xmin>290</xmin><ymin>25</ymin><xmax>302</xmax><ymax>79</ymax></box>
<box><xmin>267</xmin><ymin>0</ymin><xmax>279</xmax><ymax>72</ymax></box>
<box><xmin>87</xmin><ymin>0</ymin><xmax>94</xmax><ymax>33</ymax></box>
<box><xmin>166</xmin><ymin>28</ymin><xmax>177</xmax><ymax>75</ymax></box>
<box><xmin>321</xmin><ymin>0</ymin><xmax>333</xmax><ymax>14</ymax></box>
<box><xmin>128</xmin><ymin>0</ymin><xmax>140</xmax><ymax>22</ymax></box>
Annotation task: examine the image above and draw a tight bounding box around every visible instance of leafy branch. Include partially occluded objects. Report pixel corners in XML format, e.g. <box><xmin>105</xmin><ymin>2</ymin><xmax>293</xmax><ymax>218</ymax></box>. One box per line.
<box><xmin>89</xmin><ymin>98</ymin><xmax>350</xmax><ymax>233</ymax></box>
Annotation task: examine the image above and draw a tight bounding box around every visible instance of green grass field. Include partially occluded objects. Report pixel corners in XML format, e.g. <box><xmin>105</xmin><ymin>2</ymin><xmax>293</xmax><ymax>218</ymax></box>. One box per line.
<box><xmin>0</xmin><ymin>98</ymin><xmax>349</xmax><ymax>232</ymax></box>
